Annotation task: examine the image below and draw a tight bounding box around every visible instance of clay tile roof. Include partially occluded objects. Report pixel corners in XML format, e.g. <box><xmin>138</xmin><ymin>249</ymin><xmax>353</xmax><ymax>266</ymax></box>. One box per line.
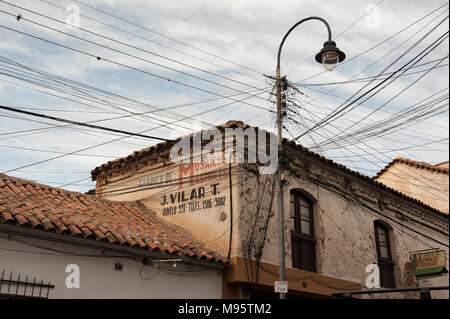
<box><xmin>436</xmin><ymin>161</ymin><xmax>449</xmax><ymax>168</ymax></box>
<box><xmin>91</xmin><ymin>120</ymin><xmax>447</xmax><ymax>217</ymax></box>
<box><xmin>375</xmin><ymin>157</ymin><xmax>450</xmax><ymax>178</ymax></box>
<box><xmin>0</xmin><ymin>174</ymin><xmax>227</xmax><ymax>264</ymax></box>
<box><xmin>90</xmin><ymin>120</ymin><xmax>251</xmax><ymax>180</ymax></box>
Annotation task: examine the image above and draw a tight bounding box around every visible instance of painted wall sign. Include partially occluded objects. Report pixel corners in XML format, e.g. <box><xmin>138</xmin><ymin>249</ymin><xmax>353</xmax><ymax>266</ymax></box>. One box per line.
<box><xmin>160</xmin><ymin>182</ymin><xmax>226</xmax><ymax>216</ymax></box>
<box><xmin>105</xmin><ymin>152</ymin><xmax>233</xmax><ymax>254</ymax></box>
<box><xmin>412</xmin><ymin>250</ymin><xmax>446</xmax><ymax>270</ymax></box>
<box><xmin>408</xmin><ymin>249</ymin><xmax>448</xmax><ymax>278</ymax></box>
<box><xmin>152</xmin><ymin>154</ymin><xmax>229</xmax><ymax>217</ymax></box>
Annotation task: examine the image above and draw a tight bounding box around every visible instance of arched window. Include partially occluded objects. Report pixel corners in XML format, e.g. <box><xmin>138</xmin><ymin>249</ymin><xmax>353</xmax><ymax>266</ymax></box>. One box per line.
<box><xmin>374</xmin><ymin>221</ymin><xmax>395</xmax><ymax>288</ymax></box>
<box><xmin>290</xmin><ymin>190</ymin><xmax>316</xmax><ymax>272</ymax></box>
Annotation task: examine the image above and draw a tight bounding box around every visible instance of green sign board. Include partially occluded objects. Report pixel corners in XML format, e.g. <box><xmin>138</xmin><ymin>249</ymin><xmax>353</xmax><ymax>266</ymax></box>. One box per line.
<box><xmin>408</xmin><ymin>250</ymin><xmax>448</xmax><ymax>278</ymax></box>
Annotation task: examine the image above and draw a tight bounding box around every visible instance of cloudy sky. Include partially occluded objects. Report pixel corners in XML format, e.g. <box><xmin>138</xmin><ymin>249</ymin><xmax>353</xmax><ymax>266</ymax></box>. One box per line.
<box><xmin>0</xmin><ymin>0</ymin><xmax>448</xmax><ymax>192</ymax></box>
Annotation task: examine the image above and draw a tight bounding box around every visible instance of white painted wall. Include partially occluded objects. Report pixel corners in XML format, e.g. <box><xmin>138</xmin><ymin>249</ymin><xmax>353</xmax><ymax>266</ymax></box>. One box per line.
<box><xmin>0</xmin><ymin>233</ymin><xmax>222</xmax><ymax>299</ymax></box>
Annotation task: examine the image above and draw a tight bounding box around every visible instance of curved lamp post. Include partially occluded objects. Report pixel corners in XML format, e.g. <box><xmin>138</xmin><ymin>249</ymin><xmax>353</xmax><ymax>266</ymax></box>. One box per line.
<box><xmin>275</xmin><ymin>17</ymin><xmax>345</xmax><ymax>299</ymax></box>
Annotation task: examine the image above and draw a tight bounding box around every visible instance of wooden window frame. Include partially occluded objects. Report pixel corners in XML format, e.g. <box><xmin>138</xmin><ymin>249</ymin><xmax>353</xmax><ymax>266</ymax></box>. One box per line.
<box><xmin>374</xmin><ymin>221</ymin><xmax>395</xmax><ymax>288</ymax></box>
<box><xmin>290</xmin><ymin>190</ymin><xmax>316</xmax><ymax>273</ymax></box>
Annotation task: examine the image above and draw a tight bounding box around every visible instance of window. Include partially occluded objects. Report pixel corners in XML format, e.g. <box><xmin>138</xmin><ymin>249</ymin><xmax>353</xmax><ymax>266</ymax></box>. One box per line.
<box><xmin>290</xmin><ymin>190</ymin><xmax>316</xmax><ymax>272</ymax></box>
<box><xmin>374</xmin><ymin>221</ymin><xmax>395</xmax><ymax>288</ymax></box>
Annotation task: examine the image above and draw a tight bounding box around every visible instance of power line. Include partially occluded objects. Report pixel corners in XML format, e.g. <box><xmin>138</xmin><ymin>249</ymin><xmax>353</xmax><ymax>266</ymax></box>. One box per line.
<box><xmin>316</xmin><ymin>94</ymin><xmax>449</xmax><ymax>150</ymax></box>
<box><xmin>314</xmin><ymin>58</ymin><xmax>449</xmax><ymax>149</ymax></box>
<box><xmin>290</xmin><ymin>106</ymin><xmax>450</xmax><ymax>201</ymax></box>
<box><xmin>0</xmin><ymin>55</ymin><xmax>272</xmax><ymax>138</ymax></box>
<box><xmin>0</xmin><ymin>23</ymin><xmax>271</xmax><ymax>114</ymax></box>
<box><xmin>287</xmin><ymin>87</ymin><xmax>448</xmax><ymax>154</ymax></box>
<box><xmin>0</xmin><ymin>55</ymin><xmax>268</xmax><ymax>133</ymax></box>
<box><xmin>298</xmin><ymin>58</ymin><xmax>448</xmax><ymax>86</ymax></box>
<box><xmin>0</xmin><ymin>143</ymin><xmax>117</xmax><ymax>158</ymax></box>
<box><xmin>37</xmin><ymin>0</ymin><xmax>266</xmax><ymax>85</ymax></box>
<box><xmin>1</xmin><ymin>170</ymin><xmax>89</xmax><ymax>174</ymax></box>
<box><xmin>286</xmin><ymin>7</ymin><xmax>450</xmax><ymax>143</ymax></box>
<box><xmin>0</xmin><ymin>9</ymin><xmax>270</xmax><ymax>107</ymax></box>
<box><xmin>0</xmin><ymin>84</ymin><xmax>267</xmax><ymax>175</ymax></box>
<box><xmin>282</xmin><ymin>86</ymin><xmax>449</xmax><ymax>200</ymax></box>
<box><xmin>297</xmin><ymin>85</ymin><xmax>449</xmax><ymax>132</ymax></box>
<box><xmin>291</xmin><ymin>3</ymin><xmax>449</xmax><ymax>85</ymax></box>
<box><xmin>0</xmin><ymin>104</ymin><xmax>172</xmax><ymax>142</ymax></box>
<box><xmin>284</xmin><ymin>74</ymin><xmax>448</xmax><ymax>156</ymax></box>
<box><xmin>293</xmin><ymin>17</ymin><xmax>449</xmax><ymax>141</ymax></box>
<box><xmin>91</xmin><ymin>165</ymin><xmax>246</xmax><ymax>199</ymax></box>
<box><xmin>286</xmin><ymin>67</ymin><xmax>448</xmax><ymax>151</ymax></box>
<box><xmin>322</xmin><ymin>138</ymin><xmax>449</xmax><ymax>156</ymax></box>
<box><xmin>70</xmin><ymin>0</ymin><xmax>264</xmax><ymax>76</ymax></box>
<box><xmin>287</xmin><ymin>162</ymin><xmax>449</xmax><ymax>246</ymax></box>
<box><xmin>301</xmin><ymin>30</ymin><xmax>448</xmax><ymax>141</ymax></box>
<box><xmin>0</xmin><ymin>112</ymin><xmax>150</xmax><ymax>148</ymax></box>
<box><xmin>287</xmin><ymin>0</ymin><xmax>386</xmax><ymax>75</ymax></box>
<box><xmin>0</xmin><ymin>1</ymin><xmax>265</xmax><ymax>92</ymax></box>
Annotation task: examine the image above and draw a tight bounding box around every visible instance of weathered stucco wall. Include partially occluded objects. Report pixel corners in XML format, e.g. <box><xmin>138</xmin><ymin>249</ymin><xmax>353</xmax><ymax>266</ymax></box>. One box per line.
<box><xmin>235</xmin><ymin>150</ymin><xmax>449</xmax><ymax>298</ymax></box>
<box><xmin>375</xmin><ymin>163</ymin><xmax>449</xmax><ymax>214</ymax></box>
<box><xmin>0</xmin><ymin>233</ymin><xmax>222</xmax><ymax>299</ymax></box>
<box><xmin>95</xmin><ymin>156</ymin><xmax>240</xmax><ymax>258</ymax></box>
<box><xmin>93</xmin><ymin>141</ymin><xmax>449</xmax><ymax>299</ymax></box>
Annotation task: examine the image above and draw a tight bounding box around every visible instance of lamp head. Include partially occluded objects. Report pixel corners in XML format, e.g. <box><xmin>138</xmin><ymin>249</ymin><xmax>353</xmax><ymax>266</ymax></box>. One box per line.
<box><xmin>315</xmin><ymin>40</ymin><xmax>346</xmax><ymax>71</ymax></box>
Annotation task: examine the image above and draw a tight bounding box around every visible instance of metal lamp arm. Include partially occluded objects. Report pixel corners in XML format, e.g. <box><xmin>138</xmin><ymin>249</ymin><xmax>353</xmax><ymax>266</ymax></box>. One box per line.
<box><xmin>276</xmin><ymin>17</ymin><xmax>332</xmax><ymax>70</ymax></box>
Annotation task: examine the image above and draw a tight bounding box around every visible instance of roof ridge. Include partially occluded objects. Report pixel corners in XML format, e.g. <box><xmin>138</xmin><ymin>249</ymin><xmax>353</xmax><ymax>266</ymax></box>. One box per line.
<box><xmin>376</xmin><ymin>157</ymin><xmax>449</xmax><ymax>178</ymax></box>
<box><xmin>0</xmin><ymin>173</ymin><xmax>139</xmax><ymax>207</ymax></box>
<box><xmin>436</xmin><ymin>160</ymin><xmax>449</xmax><ymax>167</ymax></box>
<box><xmin>90</xmin><ymin>120</ymin><xmax>255</xmax><ymax>180</ymax></box>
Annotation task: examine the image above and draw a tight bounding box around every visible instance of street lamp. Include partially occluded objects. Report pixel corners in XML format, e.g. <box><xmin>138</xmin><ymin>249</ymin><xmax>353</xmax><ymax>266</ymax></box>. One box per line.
<box><xmin>275</xmin><ymin>17</ymin><xmax>345</xmax><ymax>299</ymax></box>
<box><xmin>315</xmin><ymin>40</ymin><xmax>346</xmax><ymax>71</ymax></box>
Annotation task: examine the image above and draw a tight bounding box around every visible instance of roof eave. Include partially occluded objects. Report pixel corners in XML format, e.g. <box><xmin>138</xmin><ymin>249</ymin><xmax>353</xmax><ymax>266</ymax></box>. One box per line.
<box><xmin>0</xmin><ymin>222</ymin><xmax>227</xmax><ymax>268</ymax></box>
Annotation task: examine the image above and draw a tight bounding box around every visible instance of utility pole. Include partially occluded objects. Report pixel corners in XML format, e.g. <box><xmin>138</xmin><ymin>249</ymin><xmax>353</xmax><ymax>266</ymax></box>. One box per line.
<box><xmin>274</xmin><ymin>17</ymin><xmax>345</xmax><ymax>300</ymax></box>
<box><xmin>275</xmin><ymin>66</ymin><xmax>286</xmax><ymax>299</ymax></box>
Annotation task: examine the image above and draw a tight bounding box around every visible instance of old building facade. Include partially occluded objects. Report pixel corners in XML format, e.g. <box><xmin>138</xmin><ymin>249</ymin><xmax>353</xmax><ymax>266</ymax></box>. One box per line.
<box><xmin>92</xmin><ymin>121</ymin><xmax>449</xmax><ymax>299</ymax></box>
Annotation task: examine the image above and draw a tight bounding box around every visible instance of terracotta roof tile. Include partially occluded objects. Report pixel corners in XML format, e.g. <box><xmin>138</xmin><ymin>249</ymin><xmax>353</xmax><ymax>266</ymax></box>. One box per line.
<box><xmin>0</xmin><ymin>173</ymin><xmax>226</xmax><ymax>264</ymax></box>
<box><xmin>28</xmin><ymin>216</ymin><xmax>41</xmax><ymax>228</ymax></box>
<box><xmin>1</xmin><ymin>211</ymin><xmax>14</xmax><ymax>223</ymax></box>
<box><xmin>15</xmin><ymin>214</ymin><xmax>28</xmax><ymax>226</ymax></box>
<box><xmin>375</xmin><ymin>156</ymin><xmax>449</xmax><ymax>178</ymax></box>
<box><xmin>436</xmin><ymin>161</ymin><xmax>449</xmax><ymax>168</ymax></box>
<box><xmin>54</xmin><ymin>220</ymin><xmax>68</xmax><ymax>233</ymax></box>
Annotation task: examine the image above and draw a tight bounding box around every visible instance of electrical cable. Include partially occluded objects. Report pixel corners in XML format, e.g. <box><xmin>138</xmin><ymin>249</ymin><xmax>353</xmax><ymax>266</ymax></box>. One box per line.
<box><xmin>38</xmin><ymin>0</ymin><xmax>266</xmax><ymax>85</ymax></box>
<box><xmin>0</xmin><ymin>23</ymin><xmax>272</xmax><ymax>113</ymax></box>
<box><xmin>0</xmin><ymin>2</ymin><xmax>266</xmax><ymax>93</ymax></box>
<box><xmin>291</xmin><ymin>3</ymin><xmax>449</xmax><ymax>85</ymax></box>
<box><xmin>286</xmin><ymin>0</ymin><xmax>386</xmax><ymax>75</ymax></box>
<box><xmin>70</xmin><ymin>0</ymin><xmax>264</xmax><ymax>76</ymax></box>
<box><xmin>293</xmin><ymin>19</ymin><xmax>449</xmax><ymax>141</ymax></box>
<box><xmin>0</xmin><ymin>104</ymin><xmax>172</xmax><ymax>142</ymax></box>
